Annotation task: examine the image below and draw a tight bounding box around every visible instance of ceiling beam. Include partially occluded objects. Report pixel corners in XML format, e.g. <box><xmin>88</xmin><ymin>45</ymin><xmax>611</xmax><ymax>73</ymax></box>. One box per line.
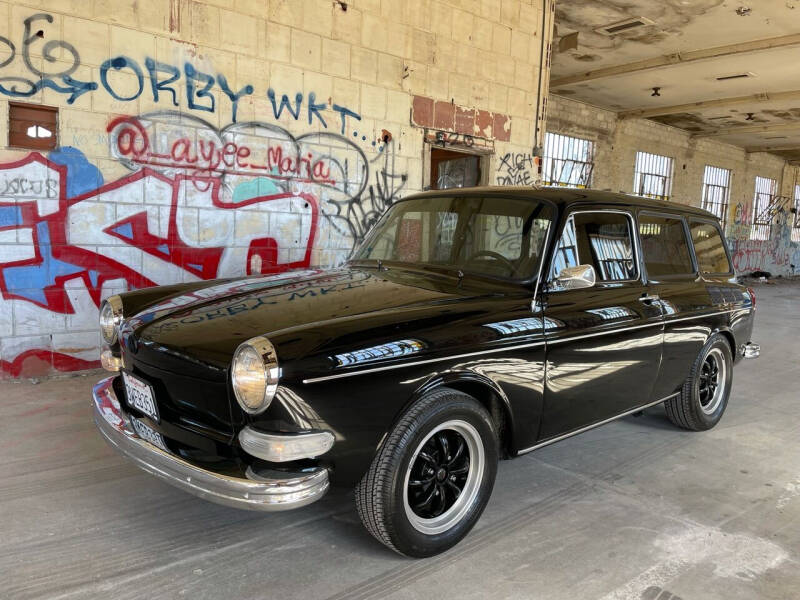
<box><xmin>619</xmin><ymin>90</ymin><xmax>800</xmax><ymax>120</ymax></box>
<box><xmin>551</xmin><ymin>34</ymin><xmax>800</xmax><ymax>88</ymax></box>
<box><xmin>745</xmin><ymin>144</ymin><xmax>800</xmax><ymax>153</ymax></box>
<box><xmin>695</xmin><ymin>122</ymin><xmax>800</xmax><ymax>138</ymax></box>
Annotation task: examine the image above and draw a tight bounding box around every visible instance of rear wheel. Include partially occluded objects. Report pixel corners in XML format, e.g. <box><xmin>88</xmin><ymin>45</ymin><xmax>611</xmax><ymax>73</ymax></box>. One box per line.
<box><xmin>355</xmin><ymin>388</ymin><xmax>498</xmax><ymax>557</ymax></box>
<box><xmin>665</xmin><ymin>334</ymin><xmax>733</xmax><ymax>431</ymax></box>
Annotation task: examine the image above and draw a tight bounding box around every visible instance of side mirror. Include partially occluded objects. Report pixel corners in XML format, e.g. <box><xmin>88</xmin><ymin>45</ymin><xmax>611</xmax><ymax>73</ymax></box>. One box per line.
<box><xmin>554</xmin><ymin>264</ymin><xmax>596</xmax><ymax>290</ymax></box>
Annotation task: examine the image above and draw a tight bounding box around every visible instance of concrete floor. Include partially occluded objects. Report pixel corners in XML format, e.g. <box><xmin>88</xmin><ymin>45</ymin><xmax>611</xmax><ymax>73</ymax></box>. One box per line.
<box><xmin>2</xmin><ymin>280</ymin><xmax>799</xmax><ymax>600</ymax></box>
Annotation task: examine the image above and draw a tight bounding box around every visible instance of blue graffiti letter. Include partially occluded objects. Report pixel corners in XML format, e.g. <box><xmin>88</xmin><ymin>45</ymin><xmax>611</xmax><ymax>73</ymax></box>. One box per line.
<box><xmin>217</xmin><ymin>74</ymin><xmax>254</xmax><ymax>123</ymax></box>
<box><xmin>332</xmin><ymin>104</ymin><xmax>361</xmax><ymax>135</ymax></box>
<box><xmin>267</xmin><ymin>88</ymin><xmax>302</xmax><ymax>121</ymax></box>
<box><xmin>145</xmin><ymin>58</ymin><xmax>180</xmax><ymax>106</ymax></box>
<box><xmin>184</xmin><ymin>62</ymin><xmax>215</xmax><ymax>113</ymax></box>
<box><xmin>99</xmin><ymin>56</ymin><xmax>144</xmax><ymax>101</ymax></box>
<box><xmin>307</xmin><ymin>92</ymin><xmax>328</xmax><ymax>128</ymax></box>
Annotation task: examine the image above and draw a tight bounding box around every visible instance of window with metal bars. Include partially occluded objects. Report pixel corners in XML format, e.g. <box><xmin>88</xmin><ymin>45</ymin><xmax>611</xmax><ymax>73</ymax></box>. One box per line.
<box><xmin>542</xmin><ymin>132</ymin><xmax>594</xmax><ymax>188</ymax></box>
<box><xmin>750</xmin><ymin>176</ymin><xmax>777</xmax><ymax>241</ymax></box>
<box><xmin>792</xmin><ymin>184</ymin><xmax>800</xmax><ymax>243</ymax></box>
<box><xmin>701</xmin><ymin>165</ymin><xmax>732</xmax><ymax>226</ymax></box>
<box><xmin>633</xmin><ymin>151</ymin><xmax>674</xmax><ymax>201</ymax></box>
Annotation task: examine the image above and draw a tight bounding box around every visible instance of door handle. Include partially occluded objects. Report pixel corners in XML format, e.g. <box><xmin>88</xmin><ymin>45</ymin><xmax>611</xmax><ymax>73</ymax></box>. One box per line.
<box><xmin>639</xmin><ymin>294</ymin><xmax>660</xmax><ymax>303</ymax></box>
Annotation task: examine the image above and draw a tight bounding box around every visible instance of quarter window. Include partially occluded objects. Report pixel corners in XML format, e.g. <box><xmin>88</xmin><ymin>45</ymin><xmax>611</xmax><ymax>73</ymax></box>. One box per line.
<box><xmin>638</xmin><ymin>215</ymin><xmax>694</xmax><ymax>277</ymax></box>
<box><xmin>551</xmin><ymin>212</ymin><xmax>636</xmax><ymax>283</ymax></box>
<box><xmin>689</xmin><ymin>221</ymin><xmax>732</xmax><ymax>274</ymax></box>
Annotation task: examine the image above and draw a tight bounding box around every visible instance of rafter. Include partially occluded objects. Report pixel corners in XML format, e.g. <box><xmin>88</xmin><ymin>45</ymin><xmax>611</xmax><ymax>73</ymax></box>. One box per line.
<box><xmin>619</xmin><ymin>90</ymin><xmax>800</xmax><ymax>120</ymax></box>
<box><xmin>746</xmin><ymin>144</ymin><xmax>800</xmax><ymax>153</ymax></box>
<box><xmin>695</xmin><ymin>122</ymin><xmax>800</xmax><ymax>138</ymax></box>
<box><xmin>551</xmin><ymin>34</ymin><xmax>800</xmax><ymax>88</ymax></box>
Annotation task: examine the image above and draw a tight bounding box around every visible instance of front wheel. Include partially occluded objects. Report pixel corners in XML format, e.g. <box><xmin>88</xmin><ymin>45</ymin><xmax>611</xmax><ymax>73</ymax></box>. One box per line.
<box><xmin>665</xmin><ymin>333</ymin><xmax>733</xmax><ymax>431</ymax></box>
<box><xmin>355</xmin><ymin>388</ymin><xmax>498</xmax><ymax>557</ymax></box>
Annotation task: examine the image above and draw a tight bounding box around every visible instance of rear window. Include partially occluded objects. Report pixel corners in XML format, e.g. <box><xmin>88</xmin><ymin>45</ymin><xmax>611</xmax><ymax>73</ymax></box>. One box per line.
<box><xmin>690</xmin><ymin>221</ymin><xmax>732</xmax><ymax>274</ymax></box>
<box><xmin>638</xmin><ymin>214</ymin><xmax>695</xmax><ymax>277</ymax></box>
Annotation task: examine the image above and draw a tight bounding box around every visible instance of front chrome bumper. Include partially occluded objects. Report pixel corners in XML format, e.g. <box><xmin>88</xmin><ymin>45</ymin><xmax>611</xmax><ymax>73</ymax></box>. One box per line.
<box><xmin>741</xmin><ymin>342</ymin><xmax>760</xmax><ymax>359</ymax></box>
<box><xmin>92</xmin><ymin>377</ymin><xmax>329</xmax><ymax>511</ymax></box>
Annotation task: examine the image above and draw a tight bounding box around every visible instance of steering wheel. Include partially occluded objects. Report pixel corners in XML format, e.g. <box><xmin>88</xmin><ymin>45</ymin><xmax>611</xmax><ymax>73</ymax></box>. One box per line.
<box><xmin>464</xmin><ymin>250</ymin><xmax>516</xmax><ymax>273</ymax></box>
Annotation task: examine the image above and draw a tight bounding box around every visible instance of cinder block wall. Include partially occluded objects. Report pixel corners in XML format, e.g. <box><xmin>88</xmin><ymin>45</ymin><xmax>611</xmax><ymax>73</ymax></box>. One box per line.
<box><xmin>547</xmin><ymin>94</ymin><xmax>800</xmax><ymax>277</ymax></box>
<box><xmin>0</xmin><ymin>0</ymin><xmax>553</xmax><ymax>378</ymax></box>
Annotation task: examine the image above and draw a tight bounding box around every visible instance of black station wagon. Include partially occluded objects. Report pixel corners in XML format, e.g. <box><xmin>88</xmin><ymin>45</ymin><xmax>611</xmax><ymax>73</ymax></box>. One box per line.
<box><xmin>93</xmin><ymin>187</ymin><xmax>760</xmax><ymax>557</ymax></box>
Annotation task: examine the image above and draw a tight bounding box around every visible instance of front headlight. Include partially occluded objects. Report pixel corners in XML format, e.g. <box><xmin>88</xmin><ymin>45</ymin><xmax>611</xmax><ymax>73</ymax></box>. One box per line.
<box><xmin>99</xmin><ymin>295</ymin><xmax>124</xmax><ymax>344</ymax></box>
<box><xmin>232</xmin><ymin>336</ymin><xmax>280</xmax><ymax>415</ymax></box>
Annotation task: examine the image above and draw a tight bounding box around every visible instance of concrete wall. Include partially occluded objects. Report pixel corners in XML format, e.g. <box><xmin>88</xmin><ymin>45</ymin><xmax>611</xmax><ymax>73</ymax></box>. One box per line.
<box><xmin>0</xmin><ymin>0</ymin><xmax>553</xmax><ymax>378</ymax></box>
<box><xmin>547</xmin><ymin>94</ymin><xmax>800</xmax><ymax>278</ymax></box>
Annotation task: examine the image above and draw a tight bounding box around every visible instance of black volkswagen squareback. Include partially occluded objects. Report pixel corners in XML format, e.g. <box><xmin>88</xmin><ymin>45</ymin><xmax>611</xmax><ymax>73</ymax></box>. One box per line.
<box><xmin>93</xmin><ymin>188</ymin><xmax>759</xmax><ymax>557</ymax></box>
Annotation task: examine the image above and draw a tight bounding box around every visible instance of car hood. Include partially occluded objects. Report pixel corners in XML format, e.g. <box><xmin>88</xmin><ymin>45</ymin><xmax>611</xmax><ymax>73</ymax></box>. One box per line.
<box><xmin>123</xmin><ymin>267</ymin><xmax>511</xmax><ymax>377</ymax></box>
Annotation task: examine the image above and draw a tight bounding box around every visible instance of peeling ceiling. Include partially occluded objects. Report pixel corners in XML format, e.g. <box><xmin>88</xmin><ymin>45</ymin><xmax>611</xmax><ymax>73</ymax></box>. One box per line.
<box><xmin>551</xmin><ymin>0</ymin><xmax>800</xmax><ymax>162</ymax></box>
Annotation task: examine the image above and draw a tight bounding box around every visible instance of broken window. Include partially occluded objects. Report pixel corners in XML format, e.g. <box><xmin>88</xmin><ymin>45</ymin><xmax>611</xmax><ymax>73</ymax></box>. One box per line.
<box><xmin>750</xmin><ymin>176</ymin><xmax>777</xmax><ymax>241</ymax></box>
<box><xmin>701</xmin><ymin>165</ymin><xmax>732</xmax><ymax>227</ymax></box>
<box><xmin>633</xmin><ymin>151</ymin><xmax>674</xmax><ymax>201</ymax></box>
<box><xmin>542</xmin><ymin>132</ymin><xmax>594</xmax><ymax>188</ymax></box>
<box><xmin>429</xmin><ymin>148</ymin><xmax>482</xmax><ymax>190</ymax></box>
<box><xmin>8</xmin><ymin>102</ymin><xmax>58</xmax><ymax>151</ymax></box>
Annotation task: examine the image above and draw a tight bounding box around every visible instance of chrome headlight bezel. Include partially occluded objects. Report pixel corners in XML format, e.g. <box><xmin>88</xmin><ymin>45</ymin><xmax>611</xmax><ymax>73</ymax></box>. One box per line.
<box><xmin>99</xmin><ymin>295</ymin><xmax>124</xmax><ymax>344</ymax></box>
<box><xmin>231</xmin><ymin>336</ymin><xmax>280</xmax><ymax>415</ymax></box>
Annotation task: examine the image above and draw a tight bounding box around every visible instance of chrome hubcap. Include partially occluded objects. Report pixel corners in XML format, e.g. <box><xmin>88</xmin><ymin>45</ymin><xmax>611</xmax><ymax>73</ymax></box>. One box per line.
<box><xmin>403</xmin><ymin>420</ymin><xmax>484</xmax><ymax>535</ymax></box>
<box><xmin>699</xmin><ymin>347</ymin><xmax>726</xmax><ymax>415</ymax></box>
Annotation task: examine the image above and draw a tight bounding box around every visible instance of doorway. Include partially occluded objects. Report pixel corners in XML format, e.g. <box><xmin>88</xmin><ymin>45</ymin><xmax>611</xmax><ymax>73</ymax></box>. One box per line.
<box><xmin>429</xmin><ymin>148</ymin><xmax>482</xmax><ymax>190</ymax></box>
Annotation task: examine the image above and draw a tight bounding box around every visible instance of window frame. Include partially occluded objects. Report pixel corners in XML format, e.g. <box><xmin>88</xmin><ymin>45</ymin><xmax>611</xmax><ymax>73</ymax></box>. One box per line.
<box><xmin>542</xmin><ymin>132</ymin><xmax>595</xmax><ymax>188</ymax></box>
<box><xmin>8</xmin><ymin>102</ymin><xmax>59</xmax><ymax>151</ymax></box>
<box><xmin>792</xmin><ymin>184</ymin><xmax>800</xmax><ymax>244</ymax></box>
<box><xmin>633</xmin><ymin>151</ymin><xmax>675</xmax><ymax>201</ymax></box>
<box><xmin>750</xmin><ymin>176</ymin><xmax>777</xmax><ymax>241</ymax></box>
<box><xmin>636</xmin><ymin>210</ymin><xmax>698</xmax><ymax>281</ymax></box>
<box><xmin>701</xmin><ymin>165</ymin><xmax>732</xmax><ymax>227</ymax></box>
<box><xmin>546</xmin><ymin>207</ymin><xmax>641</xmax><ymax>290</ymax></box>
<box><xmin>688</xmin><ymin>217</ymin><xmax>734</xmax><ymax>277</ymax></box>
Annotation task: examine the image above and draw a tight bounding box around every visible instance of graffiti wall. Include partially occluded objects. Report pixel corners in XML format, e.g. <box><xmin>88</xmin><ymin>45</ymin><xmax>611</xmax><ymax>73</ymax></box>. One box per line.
<box><xmin>726</xmin><ymin>200</ymin><xmax>800</xmax><ymax>276</ymax></box>
<box><xmin>0</xmin><ymin>13</ymin><xmax>411</xmax><ymax>377</ymax></box>
<box><xmin>0</xmin><ymin>5</ymin><xmax>551</xmax><ymax>377</ymax></box>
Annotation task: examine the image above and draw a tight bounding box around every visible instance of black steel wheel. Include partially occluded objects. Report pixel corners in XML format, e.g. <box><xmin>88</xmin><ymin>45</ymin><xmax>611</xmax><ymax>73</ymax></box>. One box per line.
<box><xmin>355</xmin><ymin>388</ymin><xmax>498</xmax><ymax>557</ymax></box>
<box><xmin>665</xmin><ymin>333</ymin><xmax>733</xmax><ymax>431</ymax></box>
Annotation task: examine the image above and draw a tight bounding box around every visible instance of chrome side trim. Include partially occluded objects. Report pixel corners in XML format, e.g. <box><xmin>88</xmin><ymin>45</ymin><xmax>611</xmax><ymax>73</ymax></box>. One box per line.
<box><xmin>92</xmin><ymin>377</ymin><xmax>329</xmax><ymax>511</ymax></box>
<box><xmin>302</xmin><ymin>340</ymin><xmax>548</xmax><ymax>384</ymax></box>
<box><xmin>517</xmin><ymin>393</ymin><xmax>680</xmax><ymax>455</ymax></box>
<box><xmin>301</xmin><ymin>309</ymin><xmax>737</xmax><ymax>384</ymax></box>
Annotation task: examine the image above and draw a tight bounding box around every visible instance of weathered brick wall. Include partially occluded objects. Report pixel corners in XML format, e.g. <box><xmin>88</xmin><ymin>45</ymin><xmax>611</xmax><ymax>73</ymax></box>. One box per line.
<box><xmin>0</xmin><ymin>0</ymin><xmax>552</xmax><ymax>378</ymax></box>
<box><xmin>547</xmin><ymin>94</ymin><xmax>800</xmax><ymax>278</ymax></box>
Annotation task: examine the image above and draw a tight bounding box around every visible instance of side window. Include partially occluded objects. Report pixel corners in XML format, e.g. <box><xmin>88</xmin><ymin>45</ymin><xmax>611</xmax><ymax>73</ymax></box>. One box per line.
<box><xmin>690</xmin><ymin>220</ymin><xmax>732</xmax><ymax>274</ymax></box>
<box><xmin>638</xmin><ymin>215</ymin><xmax>695</xmax><ymax>277</ymax></box>
<box><xmin>550</xmin><ymin>212</ymin><xmax>637</xmax><ymax>283</ymax></box>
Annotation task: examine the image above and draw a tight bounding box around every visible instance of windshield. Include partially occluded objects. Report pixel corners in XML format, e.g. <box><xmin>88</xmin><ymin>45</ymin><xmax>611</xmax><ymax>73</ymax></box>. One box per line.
<box><xmin>351</xmin><ymin>195</ymin><xmax>554</xmax><ymax>281</ymax></box>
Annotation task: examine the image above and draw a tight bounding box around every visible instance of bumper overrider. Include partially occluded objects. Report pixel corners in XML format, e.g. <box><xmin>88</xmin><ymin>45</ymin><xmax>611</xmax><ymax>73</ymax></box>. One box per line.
<box><xmin>92</xmin><ymin>377</ymin><xmax>330</xmax><ymax>511</ymax></box>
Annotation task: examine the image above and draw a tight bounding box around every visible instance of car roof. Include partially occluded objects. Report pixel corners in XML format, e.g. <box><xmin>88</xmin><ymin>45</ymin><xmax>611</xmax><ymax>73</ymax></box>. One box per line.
<box><xmin>403</xmin><ymin>186</ymin><xmax>719</xmax><ymax>220</ymax></box>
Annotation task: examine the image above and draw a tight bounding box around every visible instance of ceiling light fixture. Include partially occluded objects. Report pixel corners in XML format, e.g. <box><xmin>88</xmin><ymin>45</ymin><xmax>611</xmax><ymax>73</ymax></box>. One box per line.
<box><xmin>651</xmin><ymin>87</ymin><xmax>661</xmax><ymax>97</ymax></box>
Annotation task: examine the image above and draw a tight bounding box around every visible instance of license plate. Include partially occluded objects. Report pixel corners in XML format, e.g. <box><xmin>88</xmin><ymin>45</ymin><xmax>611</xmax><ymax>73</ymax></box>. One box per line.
<box><xmin>122</xmin><ymin>371</ymin><xmax>159</xmax><ymax>422</ymax></box>
<box><xmin>131</xmin><ymin>418</ymin><xmax>169</xmax><ymax>452</ymax></box>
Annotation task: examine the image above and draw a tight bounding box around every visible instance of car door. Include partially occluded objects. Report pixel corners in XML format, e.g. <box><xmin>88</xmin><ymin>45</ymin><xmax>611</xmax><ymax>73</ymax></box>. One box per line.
<box><xmin>538</xmin><ymin>208</ymin><xmax>664</xmax><ymax>440</ymax></box>
<box><xmin>636</xmin><ymin>212</ymin><xmax>716</xmax><ymax>400</ymax></box>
